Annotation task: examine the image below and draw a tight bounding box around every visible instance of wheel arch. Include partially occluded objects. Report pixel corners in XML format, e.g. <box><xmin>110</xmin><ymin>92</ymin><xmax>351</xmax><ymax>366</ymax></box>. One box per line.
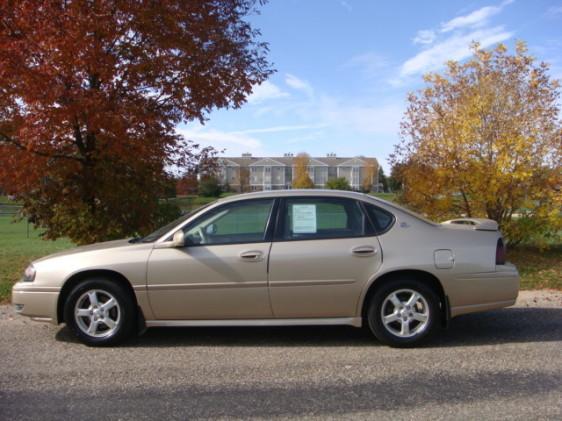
<box><xmin>360</xmin><ymin>269</ymin><xmax>449</xmax><ymax>326</ymax></box>
<box><xmin>57</xmin><ymin>269</ymin><xmax>138</xmax><ymax>324</ymax></box>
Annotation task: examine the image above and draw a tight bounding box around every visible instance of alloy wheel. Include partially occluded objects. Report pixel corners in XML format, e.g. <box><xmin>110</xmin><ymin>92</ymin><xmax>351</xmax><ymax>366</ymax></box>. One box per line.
<box><xmin>380</xmin><ymin>288</ymin><xmax>430</xmax><ymax>338</ymax></box>
<box><xmin>74</xmin><ymin>289</ymin><xmax>121</xmax><ymax>338</ymax></box>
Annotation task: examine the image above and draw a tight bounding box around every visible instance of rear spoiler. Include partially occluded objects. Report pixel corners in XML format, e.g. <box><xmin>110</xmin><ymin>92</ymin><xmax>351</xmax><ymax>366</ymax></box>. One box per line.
<box><xmin>441</xmin><ymin>218</ymin><xmax>498</xmax><ymax>231</ymax></box>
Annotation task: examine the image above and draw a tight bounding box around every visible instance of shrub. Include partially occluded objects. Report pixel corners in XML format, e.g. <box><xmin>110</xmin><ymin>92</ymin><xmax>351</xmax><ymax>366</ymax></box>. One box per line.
<box><xmin>325</xmin><ymin>177</ymin><xmax>351</xmax><ymax>190</ymax></box>
<box><xmin>199</xmin><ymin>177</ymin><xmax>222</xmax><ymax>197</ymax></box>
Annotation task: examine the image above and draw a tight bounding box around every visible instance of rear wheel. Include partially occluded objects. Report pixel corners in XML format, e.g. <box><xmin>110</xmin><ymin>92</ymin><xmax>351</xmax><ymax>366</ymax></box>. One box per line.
<box><xmin>64</xmin><ymin>279</ymin><xmax>135</xmax><ymax>346</ymax></box>
<box><xmin>367</xmin><ymin>279</ymin><xmax>440</xmax><ymax>347</ymax></box>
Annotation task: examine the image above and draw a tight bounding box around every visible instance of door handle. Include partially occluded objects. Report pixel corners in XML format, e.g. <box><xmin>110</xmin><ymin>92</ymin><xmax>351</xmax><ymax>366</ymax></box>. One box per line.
<box><xmin>239</xmin><ymin>250</ymin><xmax>264</xmax><ymax>261</ymax></box>
<box><xmin>351</xmin><ymin>246</ymin><xmax>377</xmax><ymax>256</ymax></box>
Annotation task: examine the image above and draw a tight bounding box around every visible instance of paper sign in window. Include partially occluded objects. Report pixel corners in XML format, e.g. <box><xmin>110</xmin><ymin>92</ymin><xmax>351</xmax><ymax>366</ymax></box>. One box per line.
<box><xmin>292</xmin><ymin>204</ymin><xmax>317</xmax><ymax>233</ymax></box>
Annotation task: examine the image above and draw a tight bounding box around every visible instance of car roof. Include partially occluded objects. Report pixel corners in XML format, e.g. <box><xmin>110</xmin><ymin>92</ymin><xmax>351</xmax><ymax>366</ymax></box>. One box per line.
<box><xmin>216</xmin><ymin>189</ymin><xmax>377</xmax><ymax>203</ymax></box>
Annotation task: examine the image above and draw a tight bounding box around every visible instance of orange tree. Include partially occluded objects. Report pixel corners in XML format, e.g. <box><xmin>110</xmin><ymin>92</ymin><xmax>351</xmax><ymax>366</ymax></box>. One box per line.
<box><xmin>391</xmin><ymin>42</ymin><xmax>561</xmax><ymax>245</ymax></box>
<box><xmin>0</xmin><ymin>0</ymin><xmax>272</xmax><ymax>244</ymax></box>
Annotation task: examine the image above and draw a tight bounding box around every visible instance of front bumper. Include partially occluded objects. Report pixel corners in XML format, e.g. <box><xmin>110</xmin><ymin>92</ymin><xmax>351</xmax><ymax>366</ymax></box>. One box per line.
<box><xmin>12</xmin><ymin>282</ymin><xmax>60</xmax><ymax>324</ymax></box>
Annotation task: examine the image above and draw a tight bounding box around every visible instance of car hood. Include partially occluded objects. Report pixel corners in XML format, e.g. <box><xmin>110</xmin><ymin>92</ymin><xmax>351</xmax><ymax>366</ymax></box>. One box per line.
<box><xmin>33</xmin><ymin>239</ymin><xmax>135</xmax><ymax>263</ymax></box>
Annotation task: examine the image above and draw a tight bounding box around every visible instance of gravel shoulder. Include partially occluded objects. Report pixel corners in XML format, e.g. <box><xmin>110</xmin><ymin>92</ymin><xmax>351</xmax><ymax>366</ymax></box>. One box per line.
<box><xmin>514</xmin><ymin>289</ymin><xmax>562</xmax><ymax>307</ymax></box>
<box><xmin>0</xmin><ymin>290</ymin><xmax>561</xmax><ymax>420</ymax></box>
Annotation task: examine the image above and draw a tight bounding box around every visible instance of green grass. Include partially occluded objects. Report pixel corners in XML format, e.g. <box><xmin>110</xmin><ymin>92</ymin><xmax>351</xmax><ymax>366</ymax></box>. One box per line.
<box><xmin>369</xmin><ymin>192</ymin><xmax>397</xmax><ymax>202</ymax></box>
<box><xmin>0</xmin><ymin>195</ymin><xmax>22</xmax><ymax>204</ymax></box>
<box><xmin>508</xmin><ymin>245</ymin><xmax>562</xmax><ymax>290</ymax></box>
<box><xmin>0</xmin><ymin>216</ymin><xmax>73</xmax><ymax>302</ymax></box>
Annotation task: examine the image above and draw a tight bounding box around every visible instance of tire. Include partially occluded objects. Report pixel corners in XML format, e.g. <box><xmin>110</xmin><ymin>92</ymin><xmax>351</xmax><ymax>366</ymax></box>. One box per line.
<box><xmin>367</xmin><ymin>278</ymin><xmax>440</xmax><ymax>348</ymax></box>
<box><xmin>63</xmin><ymin>278</ymin><xmax>135</xmax><ymax>346</ymax></box>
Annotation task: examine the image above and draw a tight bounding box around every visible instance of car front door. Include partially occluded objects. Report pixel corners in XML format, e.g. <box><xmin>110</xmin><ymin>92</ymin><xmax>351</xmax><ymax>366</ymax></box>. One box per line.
<box><xmin>147</xmin><ymin>198</ymin><xmax>276</xmax><ymax>320</ymax></box>
<box><xmin>268</xmin><ymin>197</ymin><xmax>383</xmax><ymax>318</ymax></box>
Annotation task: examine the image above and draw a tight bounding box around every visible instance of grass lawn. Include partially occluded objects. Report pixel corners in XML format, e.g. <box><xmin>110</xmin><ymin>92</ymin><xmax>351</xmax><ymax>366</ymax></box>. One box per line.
<box><xmin>1</xmin><ymin>195</ymin><xmax>560</xmax><ymax>303</ymax></box>
<box><xmin>369</xmin><ymin>192</ymin><xmax>397</xmax><ymax>202</ymax></box>
<box><xmin>508</xmin><ymin>245</ymin><xmax>562</xmax><ymax>290</ymax></box>
<box><xmin>0</xmin><ymin>216</ymin><xmax>73</xmax><ymax>302</ymax></box>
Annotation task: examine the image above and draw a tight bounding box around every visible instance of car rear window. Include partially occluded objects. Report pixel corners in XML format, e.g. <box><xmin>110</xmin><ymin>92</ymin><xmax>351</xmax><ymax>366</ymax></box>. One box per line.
<box><xmin>364</xmin><ymin>203</ymin><xmax>395</xmax><ymax>234</ymax></box>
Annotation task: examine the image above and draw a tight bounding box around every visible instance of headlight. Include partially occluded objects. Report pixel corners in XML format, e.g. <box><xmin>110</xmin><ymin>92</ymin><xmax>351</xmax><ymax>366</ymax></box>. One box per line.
<box><xmin>22</xmin><ymin>264</ymin><xmax>36</xmax><ymax>282</ymax></box>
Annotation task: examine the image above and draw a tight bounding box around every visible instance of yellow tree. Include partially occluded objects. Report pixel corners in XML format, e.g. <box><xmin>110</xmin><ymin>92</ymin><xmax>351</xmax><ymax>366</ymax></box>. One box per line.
<box><xmin>239</xmin><ymin>167</ymin><xmax>250</xmax><ymax>192</ymax></box>
<box><xmin>391</xmin><ymin>42</ymin><xmax>561</xmax><ymax>245</ymax></box>
<box><xmin>292</xmin><ymin>153</ymin><xmax>315</xmax><ymax>188</ymax></box>
<box><xmin>362</xmin><ymin>158</ymin><xmax>378</xmax><ymax>192</ymax></box>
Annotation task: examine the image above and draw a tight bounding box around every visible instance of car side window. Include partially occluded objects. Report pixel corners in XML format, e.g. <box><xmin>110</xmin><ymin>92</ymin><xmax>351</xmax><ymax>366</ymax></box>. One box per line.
<box><xmin>184</xmin><ymin>199</ymin><xmax>274</xmax><ymax>245</ymax></box>
<box><xmin>279</xmin><ymin>197</ymin><xmax>367</xmax><ymax>241</ymax></box>
<box><xmin>364</xmin><ymin>203</ymin><xmax>395</xmax><ymax>234</ymax></box>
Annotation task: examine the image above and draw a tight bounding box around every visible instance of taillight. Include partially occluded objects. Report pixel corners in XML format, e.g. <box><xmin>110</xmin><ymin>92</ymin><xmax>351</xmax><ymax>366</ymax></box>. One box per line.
<box><xmin>496</xmin><ymin>238</ymin><xmax>506</xmax><ymax>265</ymax></box>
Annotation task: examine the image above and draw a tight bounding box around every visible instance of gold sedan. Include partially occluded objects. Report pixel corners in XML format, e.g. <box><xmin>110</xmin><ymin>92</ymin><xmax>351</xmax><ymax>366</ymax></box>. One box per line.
<box><xmin>12</xmin><ymin>190</ymin><xmax>519</xmax><ymax>347</ymax></box>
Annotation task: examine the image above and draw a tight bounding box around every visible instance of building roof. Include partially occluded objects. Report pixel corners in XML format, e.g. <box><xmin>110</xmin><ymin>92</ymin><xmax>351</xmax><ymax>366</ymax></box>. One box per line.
<box><xmin>220</xmin><ymin>156</ymin><xmax>378</xmax><ymax>167</ymax></box>
<box><xmin>217</xmin><ymin>158</ymin><xmax>240</xmax><ymax>167</ymax></box>
<box><xmin>248</xmin><ymin>158</ymin><xmax>286</xmax><ymax>167</ymax></box>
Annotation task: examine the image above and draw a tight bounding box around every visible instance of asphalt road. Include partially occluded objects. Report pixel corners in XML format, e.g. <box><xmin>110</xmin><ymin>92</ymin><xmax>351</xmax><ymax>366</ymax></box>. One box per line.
<box><xmin>1</xmin><ymin>291</ymin><xmax>561</xmax><ymax>420</ymax></box>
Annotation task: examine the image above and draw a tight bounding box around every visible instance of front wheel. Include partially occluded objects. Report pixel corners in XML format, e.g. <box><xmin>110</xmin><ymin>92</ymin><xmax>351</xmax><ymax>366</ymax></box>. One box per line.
<box><xmin>63</xmin><ymin>279</ymin><xmax>135</xmax><ymax>346</ymax></box>
<box><xmin>367</xmin><ymin>279</ymin><xmax>440</xmax><ymax>347</ymax></box>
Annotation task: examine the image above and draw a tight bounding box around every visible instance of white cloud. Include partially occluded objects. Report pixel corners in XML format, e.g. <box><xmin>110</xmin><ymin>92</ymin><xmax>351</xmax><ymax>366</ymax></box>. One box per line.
<box><xmin>413</xmin><ymin>29</ymin><xmax>436</xmax><ymax>45</ymax></box>
<box><xmin>246</xmin><ymin>81</ymin><xmax>289</xmax><ymax>104</ymax></box>
<box><xmin>343</xmin><ymin>52</ymin><xmax>388</xmax><ymax>76</ymax></box>
<box><xmin>233</xmin><ymin>124</ymin><xmax>326</xmax><ymax>135</ymax></box>
<box><xmin>546</xmin><ymin>5</ymin><xmax>562</xmax><ymax>17</ymax></box>
<box><xmin>316</xmin><ymin>96</ymin><xmax>403</xmax><ymax>135</ymax></box>
<box><xmin>177</xmin><ymin>124</ymin><xmax>329</xmax><ymax>156</ymax></box>
<box><xmin>338</xmin><ymin>0</ymin><xmax>352</xmax><ymax>12</ymax></box>
<box><xmin>440</xmin><ymin>0</ymin><xmax>513</xmax><ymax>33</ymax></box>
<box><xmin>285</xmin><ymin>131</ymin><xmax>324</xmax><ymax>145</ymax></box>
<box><xmin>400</xmin><ymin>26</ymin><xmax>513</xmax><ymax>77</ymax></box>
<box><xmin>397</xmin><ymin>1</ymin><xmax>515</xmax><ymax>80</ymax></box>
<box><xmin>285</xmin><ymin>73</ymin><xmax>314</xmax><ymax>97</ymax></box>
<box><xmin>177</xmin><ymin>127</ymin><xmax>263</xmax><ymax>155</ymax></box>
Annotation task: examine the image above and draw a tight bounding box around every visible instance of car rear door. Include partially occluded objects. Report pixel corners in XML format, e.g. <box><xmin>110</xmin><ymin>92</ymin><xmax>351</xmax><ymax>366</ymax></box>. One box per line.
<box><xmin>268</xmin><ymin>196</ymin><xmax>383</xmax><ymax>318</ymax></box>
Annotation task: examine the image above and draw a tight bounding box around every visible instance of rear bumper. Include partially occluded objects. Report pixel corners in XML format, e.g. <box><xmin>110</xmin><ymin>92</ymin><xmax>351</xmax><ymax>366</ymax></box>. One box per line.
<box><xmin>450</xmin><ymin>263</ymin><xmax>520</xmax><ymax>317</ymax></box>
<box><xmin>12</xmin><ymin>283</ymin><xmax>60</xmax><ymax>324</ymax></box>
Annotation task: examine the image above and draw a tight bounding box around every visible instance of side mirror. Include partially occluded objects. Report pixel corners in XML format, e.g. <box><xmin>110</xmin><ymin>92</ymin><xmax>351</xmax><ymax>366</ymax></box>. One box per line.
<box><xmin>171</xmin><ymin>230</ymin><xmax>185</xmax><ymax>247</ymax></box>
<box><xmin>205</xmin><ymin>223</ymin><xmax>217</xmax><ymax>235</ymax></box>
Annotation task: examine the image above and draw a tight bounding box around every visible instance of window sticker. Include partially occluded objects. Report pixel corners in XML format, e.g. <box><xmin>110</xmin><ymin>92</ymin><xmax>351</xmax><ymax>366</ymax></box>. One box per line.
<box><xmin>292</xmin><ymin>204</ymin><xmax>317</xmax><ymax>233</ymax></box>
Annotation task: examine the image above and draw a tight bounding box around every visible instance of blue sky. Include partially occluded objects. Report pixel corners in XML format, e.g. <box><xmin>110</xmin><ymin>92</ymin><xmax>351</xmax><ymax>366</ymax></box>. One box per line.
<box><xmin>178</xmin><ymin>0</ymin><xmax>562</xmax><ymax>172</ymax></box>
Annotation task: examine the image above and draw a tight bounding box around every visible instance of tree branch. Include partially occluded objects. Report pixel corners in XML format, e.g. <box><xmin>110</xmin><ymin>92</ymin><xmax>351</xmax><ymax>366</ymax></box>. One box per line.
<box><xmin>0</xmin><ymin>131</ymin><xmax>84</xmax><ymax>162</ymax></box>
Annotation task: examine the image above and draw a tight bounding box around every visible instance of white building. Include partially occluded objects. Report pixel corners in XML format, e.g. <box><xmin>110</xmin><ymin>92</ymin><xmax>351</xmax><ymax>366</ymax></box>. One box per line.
<box><xmin>217</xmin><ymin>153</ymin><xmax>379</xmax><ymax>192</ymax></box>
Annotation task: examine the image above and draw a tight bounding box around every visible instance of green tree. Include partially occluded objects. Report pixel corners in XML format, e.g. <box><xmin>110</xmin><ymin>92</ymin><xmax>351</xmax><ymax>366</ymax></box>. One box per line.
<box><xmin>378</xmin><ymin>167</ymin><xmax>388</xmax><ymax>193</ymax></box>
<box><xmin>199</xmin><ymin>177</ymin><xmax>222</xmax><ymax>197</ymax></box>
<box><xmin>326</xmin><ymin>177</ymin><xmax>351</xmax><ymax>190</ymax></box>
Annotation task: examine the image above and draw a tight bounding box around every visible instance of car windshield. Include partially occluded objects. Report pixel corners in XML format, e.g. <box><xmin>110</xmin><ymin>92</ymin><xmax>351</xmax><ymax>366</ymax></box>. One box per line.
<box><xmin>140</xmin><ymin>202</ymin><xmax>216</xmax><ymax>243</ymax></box>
